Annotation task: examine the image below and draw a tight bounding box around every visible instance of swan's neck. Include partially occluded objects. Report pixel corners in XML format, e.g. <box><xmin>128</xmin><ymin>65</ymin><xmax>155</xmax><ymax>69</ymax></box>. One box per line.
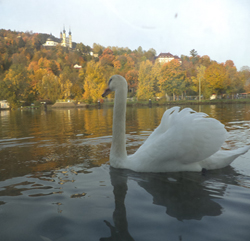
<box><xmin>110</xmin><ymin>86</ymin><xmax>127</xmax><ymax>167</ymax></box>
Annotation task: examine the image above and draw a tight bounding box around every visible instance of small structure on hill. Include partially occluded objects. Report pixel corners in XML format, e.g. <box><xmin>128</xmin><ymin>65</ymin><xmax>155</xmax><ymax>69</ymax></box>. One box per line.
<box><xmin>43</xmin><ymin>27</ymin><xmax>72</xmax><ymax>49</ymax></box>
<box><xmin>156</xmin><ymin>52</ymin><xmax>182</xmax><ymax>64</ymax></box>
<box><xmin>0</xmin><ymin>100</ymin><xmax>10</xmax><ymax>110</ymax></box>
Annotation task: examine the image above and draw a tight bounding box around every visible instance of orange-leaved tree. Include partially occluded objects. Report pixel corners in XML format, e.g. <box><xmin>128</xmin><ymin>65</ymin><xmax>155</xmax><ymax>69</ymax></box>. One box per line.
<box><xmin>137</xmin><ymin>60</ymin><xmax>155</xmax><ymax>100</ymax></box>
<box><xmin>203</xmin><ymin>62</ymin><xmax>227</xmax><ymax>98</ymax></box>
<box><xmin>125</xmin><ymin>69</ymin><xmax>138</xmax><ymax>96</ymax></box>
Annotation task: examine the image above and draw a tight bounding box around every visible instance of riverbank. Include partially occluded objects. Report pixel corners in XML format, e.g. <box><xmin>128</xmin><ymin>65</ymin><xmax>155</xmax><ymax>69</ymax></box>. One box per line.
<box><xmin>2</xmin><ymin>98</ymin><xmax>250</xmax><ymax>111</ymax></box>
<box><xmin>103</xmin><ymin>98</ymin><xmax>250</xmax><ymax>107</ymax></box>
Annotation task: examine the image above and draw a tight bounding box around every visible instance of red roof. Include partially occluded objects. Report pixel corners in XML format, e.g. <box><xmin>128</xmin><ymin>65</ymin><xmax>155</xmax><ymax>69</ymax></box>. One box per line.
<box><xmin>156</xmin><ymin>52</ymin><xmax>181</xmax><ymax>60</ymax></box>
<box><xmin>157</xmin><ymin>52</ymin><xmax>174</xmax><ymax>58</ymax></box>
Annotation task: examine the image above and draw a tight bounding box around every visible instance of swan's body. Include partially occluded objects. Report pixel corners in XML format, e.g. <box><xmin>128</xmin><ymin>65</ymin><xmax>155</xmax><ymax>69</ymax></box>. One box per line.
<box><xmin>102</xmin><ymin>75</ymin><xmax>250</xmax><ymax>172</ymax></box>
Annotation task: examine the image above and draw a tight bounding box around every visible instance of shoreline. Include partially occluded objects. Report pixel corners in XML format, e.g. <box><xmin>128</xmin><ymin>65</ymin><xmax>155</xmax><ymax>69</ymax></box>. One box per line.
<box><xmin>1</xmin><ymin>99</ymin><xmax>250</xmax><ymax>111</ymax></box>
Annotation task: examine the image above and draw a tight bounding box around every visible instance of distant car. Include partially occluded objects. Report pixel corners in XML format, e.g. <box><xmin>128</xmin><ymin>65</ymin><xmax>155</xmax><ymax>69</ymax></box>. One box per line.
<box><xmin>210</xmin><ymin>94</ymin><xmax>216</xmax><ymax>100</ymax></box>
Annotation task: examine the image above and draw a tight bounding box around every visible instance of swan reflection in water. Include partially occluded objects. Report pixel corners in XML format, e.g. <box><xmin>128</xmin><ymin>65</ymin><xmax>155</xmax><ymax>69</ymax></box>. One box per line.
<box><xmin>101</xmin><ymin>166</ymin><xmax>241</xmax><ymax>241</ymax></box>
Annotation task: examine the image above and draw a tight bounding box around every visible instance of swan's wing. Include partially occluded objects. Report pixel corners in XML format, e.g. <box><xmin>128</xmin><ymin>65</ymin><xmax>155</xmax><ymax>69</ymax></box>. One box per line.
<box><xmin>135</xmin><ymin>107</ymin><xmax>228</xmax><ymax>165</ymax></box>
<box><xmin>138</xmin><ymin>106</ymin><xmax>180</xmax><ymax>151</ymax></box>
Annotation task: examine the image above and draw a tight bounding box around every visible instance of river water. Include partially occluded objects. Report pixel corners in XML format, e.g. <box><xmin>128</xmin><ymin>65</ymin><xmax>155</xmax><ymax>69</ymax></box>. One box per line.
<box><xmin>0</xmin><ymin>104</ymin><xmax>250</xmax><ymax>241</ymax></box>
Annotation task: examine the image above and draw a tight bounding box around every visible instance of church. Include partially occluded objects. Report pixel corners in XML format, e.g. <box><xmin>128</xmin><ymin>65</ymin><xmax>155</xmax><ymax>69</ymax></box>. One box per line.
<box><xmin>42</xmin><ymin>27</ymin><xmax>72</xmax><ymax>48</ymax></box>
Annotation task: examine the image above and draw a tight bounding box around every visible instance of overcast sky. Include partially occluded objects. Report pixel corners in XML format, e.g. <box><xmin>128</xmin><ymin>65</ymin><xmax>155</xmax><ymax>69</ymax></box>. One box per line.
<box><xmin>1</xmin><ymin>0</ymin><xmax>249</xmax><ymax>70</ymax></box>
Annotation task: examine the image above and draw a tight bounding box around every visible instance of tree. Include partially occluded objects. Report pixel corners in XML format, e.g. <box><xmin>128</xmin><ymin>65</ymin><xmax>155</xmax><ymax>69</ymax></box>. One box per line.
<box><xmin>137</xmin><ymin>60</ymin><xmax>155</xmax><ymax>100</ymax></box>
<box><xmin>239</xmin><ymin>66</ymin><xmax>250</xmax><ymax>93</ymax></box>
<box><xmin>125</xmin><ymin>69</ymin><xmax>138</xmax><ymax>95</ymax></box>
<box><xmin>159</xmin><ymin>59</ymin><xmax>185</xmax><ymax>100</ymax></box>
<box><xmin>76</xmin><ymin>42</ymin><xmax>91</xmax><ymax>54</ymax></box>
<box><xmin>17</xmin><ymin>37</ymin><xmax>25</xmax><ymax>48</ymax></box>
<box><xmin>151</xmin><ymin>62</ymin><xmax>161</xmax><ymax>96</ymax></box>
<box><xmin>93</xmin><ymin>43</ymin><xmax>105</xmax><ymax>56</ymax></box>
<box><xmin>49</xmin><ymin>60</ymin><xmax>60</xmax><ymax>76</ymax></box>
<box><xmin>99</xmin><ymin>48</ymin><xmax>115</xmax><ymax>67</ymax></box>
<box><xmin>198</xmin><ymin>55</ymin><xmax>211</xmax><ymax>67</ymax></box>
<box><xmin>37</xmin><ymin>72</ymin><xmax>62</xmax><ymax>102</ymax></box>
<box><xmin>190</xmin><ymin>49</ymin><xmax>199</xmax><ymax>65</ymax></box>
<box><xmin>11</xmin><ymin>52</ymin><xmax>28</xmax><ymax>66</ymax></box>
<box><xmin>83</xmin><ymin>61</ymin><xmax>107</xmax><ymax>103</ymax></box>
<box><xmin>0</xmin><ymin>65</ymin><xmax>32</xmax><ymax>107</ymax></box>
<box><xmin>203</xmin><ymin>62</ymin><xmax>227</xmax><ymax>98</ymax></box>
<box><xmin>137</xmin><ymin>46</ymin><xmax>144</xmax><ymax>54</ymax></box>
<box><xmin>59</xmin><ymin>76</ymin><xmax>72</xmax><ymax>99</ymax></box>
<box><xmin>144</xmin><ymin>48</ymin><xmax>156</xmax><ymax>61</ymax></box>
<box><xmin>29</xmin><ymin>68</ymin><xmax>47</xmax><ymax>99</ymax></box>
<box><xmin>190</xmin><ymin>49</ymin><xmax>198</xmax><ymax>57</ymax></box>
<box><xmin>181</xmin><ymin>55</ymin><xmax>197</xmax><ymax>95</ymax></box>
<box><xmin>224</xmin><ymin>60</ymin><xmax>244</xmax><ymax>97</ymax></box>
<box><xmin>191</xmin><ymin>65</ymin><xmax>206</xmax><ymax>100</ymax></box>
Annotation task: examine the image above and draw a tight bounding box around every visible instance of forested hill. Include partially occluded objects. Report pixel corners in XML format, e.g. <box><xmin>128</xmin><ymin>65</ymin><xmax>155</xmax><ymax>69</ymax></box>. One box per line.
<box><xmin>0</xmin><ymin>29</ymin><xmax>249</xmax><ymax>108</ymax></box>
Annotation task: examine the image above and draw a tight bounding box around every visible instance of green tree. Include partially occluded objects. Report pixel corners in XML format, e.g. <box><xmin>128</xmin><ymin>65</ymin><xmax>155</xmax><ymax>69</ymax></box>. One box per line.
<box><xmin>93</xmin><ymin>43</ymin><xmax>105</xmax><ymax>56</ymax></box>
<box><xmin>190</xmin><ymin>49</ymin><xmax>198</xmax><ymax>57</ymax></box>
<box><xmin>190</xmin><ymin>49</ymin><xmax>199</xmax><ymax>65</ymax></box>
<box><xmin>49</xmin><ymin>60</ymin><xmax>60</xmax><ymax>76</ymax></box>
<box><xmin>0</xmin><ymin>65</ymin><xmax>32</xmax><ymax>107</ymax></box>
<box><xmin>76</xmin><ymin>43</ymin><xmax>91</xmax><ymax>54</ymax></box>
<box><xmin>37</xmin><ymin>72</ymin><xmax>62</xmax><ymax>102</ymax></box>
<box><xmin>144</xmin><ymin>48</ymin><xmax>156</xmax><ymax>61</ymax></box>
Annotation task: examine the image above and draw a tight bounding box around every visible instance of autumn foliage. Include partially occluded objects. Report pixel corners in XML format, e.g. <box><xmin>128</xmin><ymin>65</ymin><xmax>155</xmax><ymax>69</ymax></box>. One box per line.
<box><xmin>0</xmin><ymin>29</ymin><xmax>250</xmax><ymax>107</ymax></box>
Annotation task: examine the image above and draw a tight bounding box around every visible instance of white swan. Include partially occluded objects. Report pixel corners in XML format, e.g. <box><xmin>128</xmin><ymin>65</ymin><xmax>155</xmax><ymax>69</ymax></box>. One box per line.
<box><xmin>102</xmin><ymin>75</ymin><xmax>250</xmax><ymax>172</ymax></box>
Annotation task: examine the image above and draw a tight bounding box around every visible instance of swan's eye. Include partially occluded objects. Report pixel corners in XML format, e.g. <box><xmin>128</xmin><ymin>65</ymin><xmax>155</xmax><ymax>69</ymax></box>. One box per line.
<box><xmin>108</xmin><ymin>78</ymin><xmax>112</xmax><ymax>86</ymax></box>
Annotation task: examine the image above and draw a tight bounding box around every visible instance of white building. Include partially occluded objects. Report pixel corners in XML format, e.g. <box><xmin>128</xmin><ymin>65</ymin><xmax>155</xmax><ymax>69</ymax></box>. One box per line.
<box><xmin>42</xmin><ymin>37</ymin><xmax>58</xmax><ymax>47</ymax></box>
<box><xmin>156</xmin><ymin>53</ymin><xmax>182</xmax><ymax>64</ymax></box>
<box><xmin>73</xmin><ymin>64</ymin><xmax>82</xmax><ymax>69</ymax></box>
<box><xmin>43</xmin><ymin>27</ymin><xmax>72</xmax><ymax>48</ymax></box>
<box><xmin>0</xmin><ymin>100</ymin><xmax>10</xmax><ymax>109</ymax></box>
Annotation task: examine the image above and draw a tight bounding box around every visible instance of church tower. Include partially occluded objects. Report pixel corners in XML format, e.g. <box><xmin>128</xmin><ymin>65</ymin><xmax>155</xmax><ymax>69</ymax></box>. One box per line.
<box><xmin>68</xmin><ymin>28</ymin><xmax>72</xmax><ymax>49</ymax></box>
<box><xmin>62</xmin><ymin>27</ymin><xmax>66</xmax><ymax>47</ymax></box>
<box><xmin>60</xmin><ymin>26</ymin><xmax>72</xmax><ymax>48</ymax></box>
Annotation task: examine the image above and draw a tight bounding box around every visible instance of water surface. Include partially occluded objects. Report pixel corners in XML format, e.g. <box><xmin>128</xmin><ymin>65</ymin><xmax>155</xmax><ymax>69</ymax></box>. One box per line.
<box><xmin>0</xmin><ymin>104</ymin><xmax>250</xmax><ymax>241</ymax></box>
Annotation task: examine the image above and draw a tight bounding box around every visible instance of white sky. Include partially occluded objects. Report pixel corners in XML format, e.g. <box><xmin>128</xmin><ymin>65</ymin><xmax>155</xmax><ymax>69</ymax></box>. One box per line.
<box><xmin>0</xmin><ymin>0</ymin><xmax>249</xmax><ymax>70</ymax></box>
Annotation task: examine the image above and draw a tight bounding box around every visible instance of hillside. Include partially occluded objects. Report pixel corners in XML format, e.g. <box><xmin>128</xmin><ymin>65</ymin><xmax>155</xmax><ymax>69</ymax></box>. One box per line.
<box><xmin>0</xmin><ymin>29</ymin><xmax>249</xmax><ymax>108</ymax></box>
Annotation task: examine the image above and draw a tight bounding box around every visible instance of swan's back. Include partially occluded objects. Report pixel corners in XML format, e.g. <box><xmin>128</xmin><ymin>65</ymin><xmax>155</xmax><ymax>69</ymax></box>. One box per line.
<box><xmin>128</xmin><ymin>107</ymin><xmax>228</xmax><ymax>172</ymax></box>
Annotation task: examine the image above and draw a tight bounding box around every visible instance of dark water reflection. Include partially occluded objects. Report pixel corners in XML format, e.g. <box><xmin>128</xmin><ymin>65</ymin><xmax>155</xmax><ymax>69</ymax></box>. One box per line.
<box><xmin>0</xmin><ymin>104</ymin><xmax>250</xmax><ymax>241</ymax></box>
<box><xmin>103</xmin><ymin>166</ymin><xmax>247</xmax><ymax>241</ymax></box>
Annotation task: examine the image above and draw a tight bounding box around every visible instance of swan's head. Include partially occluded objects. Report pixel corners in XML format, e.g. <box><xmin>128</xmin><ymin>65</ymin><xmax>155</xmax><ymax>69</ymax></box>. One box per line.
<box><xmin>102</xmin><ymin>75</ymin><xmax>127</xmax><ymax>97</ymax></box>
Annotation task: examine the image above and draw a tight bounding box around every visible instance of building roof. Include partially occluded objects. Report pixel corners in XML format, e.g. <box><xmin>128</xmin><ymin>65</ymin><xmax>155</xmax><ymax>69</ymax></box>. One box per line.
<box><xmin>155</xmin><ymin>52</ymin><xmax>182</xmax><ymax>64</ymax></box>
<box><xmin>173</xmin><ymin>55</ymin><xmax>181</xmax><ymax>59</ymax></box>
<box><xmin>157</xmin><ymin>52</ymin><xmax>174</xmax><ymax>58</ymax></box>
